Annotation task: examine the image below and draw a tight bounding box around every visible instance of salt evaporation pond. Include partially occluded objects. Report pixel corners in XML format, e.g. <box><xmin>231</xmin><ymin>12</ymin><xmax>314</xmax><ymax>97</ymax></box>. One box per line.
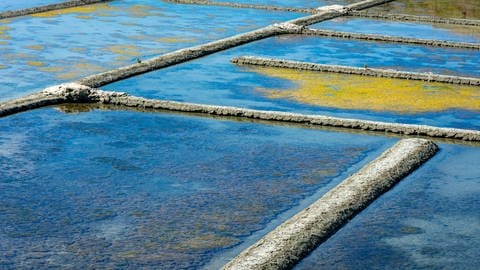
<box><xmin>0</xmin><ymin>107</ymin><xmax>394</xmax><ymax>268</ymax></box>
<box><xmin>0</xmin><ymin>0</ymin><xmax>64</xmax><ymax>12</ymax></box>
<box><xmin>367</xmin><ymin>0</ymin><xmax>480</xmax><ymax>20</ymax></box>
<box><xmin>295</xmin><ymin>143</ymin><xmax>480</xmax><ymax>269</ymax></box>
<box><xmin>104</xmin><ymin>36</ymin><xmax>480</xmax><ymax>130</ymax></box>
<box><xmin>313</xmin><ymin>18</ymin><xmax>480</xmax><ymax>43</ymax></box>
<box><xmin>0</xmin><ymin>0</ymin><xmax>300</xmax><ymax>101</ymax></box>
<box><xmin>206</xmin><ymin>0</ymin><xmax>480</xmax><ymax>20</ymax></box>
<box><xmin>210</xmin><ymin>0</ymin><xmax>351</xmax><ymax>8</ymax></box>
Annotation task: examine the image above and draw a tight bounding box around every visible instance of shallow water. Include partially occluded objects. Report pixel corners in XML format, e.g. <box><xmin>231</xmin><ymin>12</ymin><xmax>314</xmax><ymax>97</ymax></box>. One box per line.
<box><xmin>0</xmin><ymin>0</ymin><xmax>300</xmax><ymax>101</ymax></box>
<box><xmin>0</xmin><ymin>108</ymin><xmax>393</xmax><ymax>268</ymax></box>
<box><xmin>314</xmin><ymin>17</ymin><xmax>480</xmax><ymax>43</ymax></box>
<box><xmin>295</xmin><ymin>143</ymin><xmax>480</xmax><ymax>269</ymax></box>
<box><xmin>104</xmin><ymin>35</ymin><xmax>480</xmax><ymax>130</ymax></box>
<box><xmin>368</xmin><ymin>0</ymin><xmax>480</xmax><ymax>20</ymax></box>
<box><xmin>0</xmin><ymin>0</ymin><xmax>65</xmax><ymax>12</ymax></box>
<box><xmin>254</xmin><ymin>66</ymin><xmax>480</xmax><ymax>114</ymax></box>
<box><xmin>210</xmin><ymin>0</ymin><xmax>350</xmax><ymax>8</ymax></box>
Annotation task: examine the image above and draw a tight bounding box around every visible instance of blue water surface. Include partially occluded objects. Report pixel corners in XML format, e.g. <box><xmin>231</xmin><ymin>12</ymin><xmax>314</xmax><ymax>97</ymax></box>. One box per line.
<box><xmin>0</xmin><ymin>0</ymin><xmax>301</xmax><ymax>101</ymax></box>
<box><xmin>210</xmin><ymin>0</ymin><xmax>353</xmax><ymax>8</ymax></box>
<box><xmin>0</xmin><ymin>107</ymin><xmax>394</xmax><ymax>268</ymax></box>
<box><xmin>295</xmin><ymin>143</ymin><xmax>480</xmax><ymax>269</ymax></box>
<box><xmin>0</xmin><ymin>0</ymin><xmax>65</xmax><ymax>12</ymax></box>
<box><xmin>314</xmin><ymin>17</ymin><xmax>480</xmax><ymax>43</ymax></box>
<box><xmin>366</xmin><ymin>0</ymin><xmax>480</xmax><ymax>20</ymax></box>
<box><xmin>104</xmin><ymin>36</ymin><xmax>480</xmax><ymax>130</ymax></box>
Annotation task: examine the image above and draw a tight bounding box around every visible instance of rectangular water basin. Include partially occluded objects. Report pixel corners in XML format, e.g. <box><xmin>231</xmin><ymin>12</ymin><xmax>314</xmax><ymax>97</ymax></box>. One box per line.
<box><xmin>103</xmin><ymin>36</ymin><xmax>480</xmax><ymax>130</ymax></box>
<box><xmin>0</xmin><ymin>0</ymin><xmax>300</xmax><ymax>101</ymax></box>
<box><xmin>0</xmin><ymin>107</ymin><xmax>394</xmax><ymax>268</ymax></box>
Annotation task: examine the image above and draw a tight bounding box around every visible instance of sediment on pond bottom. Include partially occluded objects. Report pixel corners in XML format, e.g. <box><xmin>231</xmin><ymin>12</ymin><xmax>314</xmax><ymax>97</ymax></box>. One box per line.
<box><xmin>0</xmin><ymin>0</ymin><xmax>113</xmax><ymax>19</ymax></box>
<box><xmin>300</xmin><ymin>28</ymin><xmax>480</xmax><ymax>50</ymax></box>
<box><xmin>349</xmin><ymin>10</ymin><xmax>480</xmax><ymax>26</ymax></box>
<box><xmin>1</xmin><ymin>84</ymin><xmax>480</xmax><ymax>142</ymax></box>
<box><xmin>75</xmin><ymin>0</ymin><xmax>395</xmax><ymax>87</ymax></box>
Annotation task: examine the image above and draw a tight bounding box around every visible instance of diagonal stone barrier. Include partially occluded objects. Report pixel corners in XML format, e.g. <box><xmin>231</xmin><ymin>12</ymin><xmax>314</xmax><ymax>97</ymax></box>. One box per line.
<box><xmin>222</xmin><ymin>138</ymin><xmax>438</xmax><ymax>270</ymax></box>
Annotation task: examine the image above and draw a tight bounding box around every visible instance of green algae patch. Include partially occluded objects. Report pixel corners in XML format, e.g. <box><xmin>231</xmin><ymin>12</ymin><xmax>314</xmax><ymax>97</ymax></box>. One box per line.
<box><xmin>252</xmin><ymin>66</ymin><xmax>480</xmax><ymax>114</ymax></box>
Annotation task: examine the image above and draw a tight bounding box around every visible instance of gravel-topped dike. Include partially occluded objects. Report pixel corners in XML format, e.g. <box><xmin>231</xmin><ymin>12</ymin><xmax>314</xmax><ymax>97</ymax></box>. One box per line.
<box><xmin>222</xmin><ymin>138</ymin><xmax>438</xmax><ymax>270</ymax></box>
<box><xmin>2</xmin><ymin>84</ymin><xmax>479</xmax><ymax>142</ymax></box>
<box><xmin>231</xmin><ymin>56</ymin><xmax>480</xmax><ymax>86</ymax></box>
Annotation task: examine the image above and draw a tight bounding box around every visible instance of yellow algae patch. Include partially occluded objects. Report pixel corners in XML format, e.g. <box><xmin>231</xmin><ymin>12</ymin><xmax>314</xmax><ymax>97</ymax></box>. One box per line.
<box><xmin>39</xmin><ymin>66</ymin><xmax>66</xmax><ymax>73</ymax></box>
<box><xmin>127</xmin><ymin>4</ymin><xmax>162</xmax><ymax>17</ymax></box>
<box><xmin>0</xmin><ymin>25</ymin><xmax>11</xmax><ymax>34</ymax></box>
<box><xmin>0</xmin><ymin>25</ymin><xmax>12</xmax><ymax>40</ymax></box>
<box><xmin>0</xmin><ymin>65</ymin><xmax>7</xmax><ymax>69</ymax></box>
<box><xmin>75</xmin><ymin>15</ymin><xmax>92</xmax><ymax>19</ymax></box>
<box><xmin>104</xmin><ymin>44</ymin><xmax>140</xmax><ymax>57</ymax></box>
<box><xmin>25</xmin><ymin>45</ymin><xmax>45</xmax><ymax>50</ymax></box>
<box><xmin>3</xmin><ymin>53</ymin><xmax>35</xmax><ymax>60</ymax></box>
<box><xmin>74</xmin><ymin>62</ymin><xmax>104</xmax><ymax>71</ymax></box>
<box><xmin>435</xmin><ymin>24</ymin><xmax>480</xmax><ymax>39</ymax></box>
<box><xmin>128</xmin><ymin>34</ymin><xmax>152</xmax><ymax>41</ymax></box>
<box><xmin>31</xmin><ymin>4</ymin><xmax>118</xmax><ymax>18</ymax></box>
<box><xmin>56</xmin><ymin>62</ymin><xmax>105</xmax><ymax>80</ymax></box>
<box><xmin>253</xmin><ymin>67</ymin><xmax>480</xmax><ymax>113</ymax></box>
<box><xmin>156</xmin><ymin>37</ymin><xmax>197</xmax><ymax>43</ymax></box>
<box><xmin>26</xmin><ymin>61</ymin><xmax>46</xmax><ymax>67</ymax></box>
<box><xmin>56</xmin><ymin>72</ymin><xmax>79</xmax><ymax>80</ymax></box>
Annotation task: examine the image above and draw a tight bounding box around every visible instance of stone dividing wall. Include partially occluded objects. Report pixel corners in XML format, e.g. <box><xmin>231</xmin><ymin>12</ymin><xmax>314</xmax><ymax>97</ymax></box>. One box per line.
<box><xmin>222</xmin><ymin>138</ymin><xmax>438</xmax><ymax>270</ymax></box>
<box><xmin>0</xmin><ymin>0</ymin><xmax>113</xmax><ymax>19</ymax></box>
<box><xmin>300</xmin><ymin>28</ymin><xmax>480</xmax><ymax>50</ymax></box>
<box><xmin>3</xmin><ymin>84</ymin><xmax>480</xmax><ymax>142</ymax></box>
<box><xmin>0</xmin><ymin>0</ymin><xmax>476</xmax><ymax>268</ymax></box>
<box><xmin>231</xmin><ymin>56</ymin><xmax>480</xmax><ymax>86</ymax></box>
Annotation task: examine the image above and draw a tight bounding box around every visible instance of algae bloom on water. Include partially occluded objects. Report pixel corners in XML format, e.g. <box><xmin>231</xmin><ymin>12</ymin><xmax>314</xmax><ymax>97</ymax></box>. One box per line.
<box><xmin>253</xmin><ymin>67</ymin><xmax>480</xmax><ymax>114</ymax></box>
